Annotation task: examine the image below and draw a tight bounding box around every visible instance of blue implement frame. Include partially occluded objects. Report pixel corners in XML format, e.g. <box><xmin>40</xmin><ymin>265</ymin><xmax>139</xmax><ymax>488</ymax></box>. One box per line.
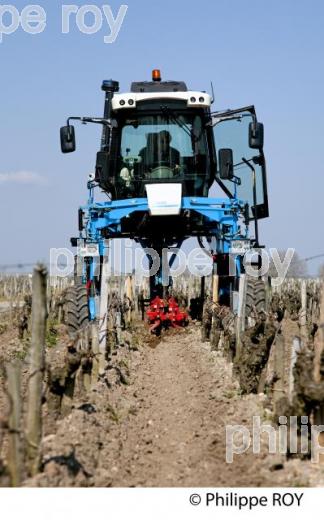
<box><xmin>76</xmin><ymin>185</ymin><xmax>250</xmax><ymax>321</ymax></box>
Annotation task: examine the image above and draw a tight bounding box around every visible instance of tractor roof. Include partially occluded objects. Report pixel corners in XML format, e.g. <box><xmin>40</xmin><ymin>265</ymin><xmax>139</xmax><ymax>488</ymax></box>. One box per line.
<box><xmin>111</xmin><ymin>71</ymin><xmax>212</xmax><ymax>111</ymax></box>
<box><xmin>112</xmin><ymin>90</ymin><xmax>212</xmax><ymax>111</ymax></box>
<box><xmin>131</xmin><ymin>80</ymin><xmax>188</xmax><ymax>92</ymax></box>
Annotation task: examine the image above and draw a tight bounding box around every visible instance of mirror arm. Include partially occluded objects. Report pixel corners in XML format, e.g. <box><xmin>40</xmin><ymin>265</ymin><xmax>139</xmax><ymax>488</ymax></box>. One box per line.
<box><xmin>218</xmin><ymin>169</ymin><xmax>241</xmax><ymax>185</ymax></box>
<box><xmin>208</xmin><ymin>105</ymin><xmax>257</xmax><ymax>127</ymax></box>
<box><xmin>252</xmin><ymin>154</ymin><xmax>264</xmax><ymax>166</ymax></box>
<box><xmin>67</xmin><ymin>116</ymin><xmax>112</xmax><ymax>127</ymax></box>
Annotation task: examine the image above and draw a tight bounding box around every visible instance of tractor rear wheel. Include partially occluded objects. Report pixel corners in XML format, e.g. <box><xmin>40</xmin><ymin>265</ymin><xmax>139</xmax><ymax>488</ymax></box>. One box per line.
<box><xmin>64</xmin><ymin>284</ymin><xmax>89</xmax><ymax>334</ymax></box>
<box><xmin>244</xmin><ymin>277</ymin><xmax>267</xmax><ymax>328</ymax></box>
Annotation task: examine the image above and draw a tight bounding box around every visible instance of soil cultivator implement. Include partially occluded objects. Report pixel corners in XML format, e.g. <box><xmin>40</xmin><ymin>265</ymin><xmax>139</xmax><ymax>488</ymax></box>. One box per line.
<box><xmin>146</xmin><ymin>296</ymin><xmax>188</xmax><ymax>334</ymax></box>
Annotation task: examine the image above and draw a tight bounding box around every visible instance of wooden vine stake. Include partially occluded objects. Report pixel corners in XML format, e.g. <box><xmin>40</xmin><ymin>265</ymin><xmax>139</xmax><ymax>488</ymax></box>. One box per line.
<box><xmin>5</xmin><ymin>361</ymin><xmax>23</xmax><ymax>486</ymax></box>
<box><xmin>26</xmin><ymin>264</ymin><xmax>47</xmax><ymax>476</ymax></box>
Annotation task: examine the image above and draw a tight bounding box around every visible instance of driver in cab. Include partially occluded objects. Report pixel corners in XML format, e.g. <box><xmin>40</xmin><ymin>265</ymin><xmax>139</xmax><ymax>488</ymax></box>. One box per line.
<box><xmin>139</xmin><ymin>130</ymin><xmax>180</xmax><ymax>178</ymax></box>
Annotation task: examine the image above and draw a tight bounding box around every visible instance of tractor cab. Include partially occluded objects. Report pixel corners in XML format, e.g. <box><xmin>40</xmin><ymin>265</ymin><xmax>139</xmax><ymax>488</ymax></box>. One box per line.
<box><xmin>94</xmin><ymin>73</ymin><xmax>214</xmax><ymax>200</ymax></box>
<box><xmin>61</xmin><ymin>70</ymin><xmax>268</xmax><ymax>225</ymax></box>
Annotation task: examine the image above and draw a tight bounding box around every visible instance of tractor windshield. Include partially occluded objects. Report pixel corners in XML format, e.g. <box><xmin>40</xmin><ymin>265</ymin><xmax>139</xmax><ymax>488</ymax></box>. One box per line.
<box><xmin>113</xmin><ymin>109</ymin><xmax>211</xmax><ymax>199</ymax></box>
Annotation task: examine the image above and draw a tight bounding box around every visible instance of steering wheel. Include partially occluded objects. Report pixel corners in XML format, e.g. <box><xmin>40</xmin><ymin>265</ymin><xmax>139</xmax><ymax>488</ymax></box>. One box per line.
<box><xmin>150</xmin><ymin>165</ymin><xmax>174</xmax><ymax>179</ymax></box>
<box><xmin>149</xmin><ymin>160</ymin><xmax>181</xmax><ymax>178</ymax></box>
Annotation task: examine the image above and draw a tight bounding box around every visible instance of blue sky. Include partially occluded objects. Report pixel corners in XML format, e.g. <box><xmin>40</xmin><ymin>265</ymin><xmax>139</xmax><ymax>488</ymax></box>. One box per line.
<box><xmin>0</xmin><ymin>0</ymin><xmax>323</xmax><ymax>273</ymax></box>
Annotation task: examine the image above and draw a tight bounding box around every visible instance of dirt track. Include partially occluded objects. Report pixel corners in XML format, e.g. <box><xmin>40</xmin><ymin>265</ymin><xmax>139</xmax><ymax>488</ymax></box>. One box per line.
<box><xmin>17</xmin><ymin>324</ymin><xmax>324</xmax><ymax>487</ymax></box>
<box><xmin>96</xmin><ymin>326</ymin><xmax>266</xmax><ymax>487</ymax></box>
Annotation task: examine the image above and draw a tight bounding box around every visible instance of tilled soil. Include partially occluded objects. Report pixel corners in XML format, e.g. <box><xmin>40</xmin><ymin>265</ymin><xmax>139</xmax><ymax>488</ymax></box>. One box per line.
<box><xmin>21</xmin><ymin>324</ymin><xmax>324</xmax><ymax>487</ymax></box>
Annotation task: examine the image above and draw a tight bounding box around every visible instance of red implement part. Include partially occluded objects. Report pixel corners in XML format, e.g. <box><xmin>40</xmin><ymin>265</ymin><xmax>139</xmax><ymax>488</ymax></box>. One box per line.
<box><xmin>146</xmin><ymin>296</ymin><xmax>168</xmax><ymax>333</ymax></box>
<box><xmin>146</xmin><ymin>296</ymin><xmax>188</xmax><ymax>333</ymax></box>
<box><xmin>167</xmin><ymin>297</ymin><xmax>188</xmax><ymax>328</ymax></box>
<box><xmin>85</xmin><ymin>279</ymin><xmax>92</xmax><ymax>297</ymax></box>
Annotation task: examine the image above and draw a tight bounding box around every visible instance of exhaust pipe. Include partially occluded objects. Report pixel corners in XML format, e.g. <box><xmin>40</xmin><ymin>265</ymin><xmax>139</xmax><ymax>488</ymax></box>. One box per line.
<box><xmin>101</xmin><ymin>79</ymin><xmax>119</xmax><ymax>151</ymax></box>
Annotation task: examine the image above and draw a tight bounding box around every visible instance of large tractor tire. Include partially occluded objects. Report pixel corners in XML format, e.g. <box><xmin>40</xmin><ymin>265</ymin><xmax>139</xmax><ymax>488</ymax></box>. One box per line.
<box><xmin>244</xmin><ymin>277</ymin><xmax>267</xmax><ymax>328</ymax></box>
<box><xmin>64</xmin><ymin>284</ymin><xmax>89</xmax><ymax>335</ymax></box>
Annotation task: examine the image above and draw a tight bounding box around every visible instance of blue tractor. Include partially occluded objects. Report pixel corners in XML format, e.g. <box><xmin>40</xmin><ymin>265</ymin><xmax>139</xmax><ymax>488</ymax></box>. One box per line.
<box><xmin>60</xmin><ymin>70</ymin><xmax>269</xmax><ymax>334</ymax></box>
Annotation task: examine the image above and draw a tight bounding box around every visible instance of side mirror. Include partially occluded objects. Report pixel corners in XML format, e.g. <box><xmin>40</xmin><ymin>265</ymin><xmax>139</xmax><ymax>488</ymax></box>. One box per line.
<box><xmin>249</xmin><ymin>121</ymin><xmax>264</xmax><ymax>149</ymax></box>
<box><xmin>218</xmin><ymin>148</ymin><xmax>234</xmax><ymax>180</ymax></box>
<box><xmin>60</xmin><ymin>125</ymin><xmax>76</xmax><ymax>154</ymax></box>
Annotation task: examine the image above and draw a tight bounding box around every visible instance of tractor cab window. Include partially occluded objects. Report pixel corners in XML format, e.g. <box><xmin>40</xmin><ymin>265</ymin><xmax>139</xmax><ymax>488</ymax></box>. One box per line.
<box><xmin>212</xmin><ymin>108</ymin><xmax>269</xmax><ymax>220</ymax></box>
<box><xmin>115</xmin><ymin>110</ymin><xmax>210</xmax><ymax>198</ymax></box>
